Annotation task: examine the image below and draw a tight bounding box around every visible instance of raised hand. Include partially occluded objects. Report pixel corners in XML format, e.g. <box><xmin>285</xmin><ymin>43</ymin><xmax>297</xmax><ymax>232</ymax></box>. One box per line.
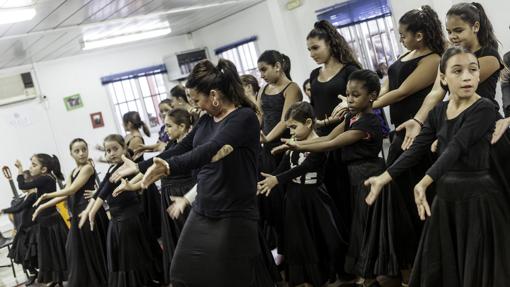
<box><xmin>332</xmin><ymin>95</ymin><xmax>349</xmax><ymax>118</ymax></box>
<box><xmin>141</xmin><ymin>157</ymin><xmax>169</xmax><ymax>189</ymax></box>
<box><xmin>364</xmin><ymin>172</ymin><xmax>392</xmax><ymax>205</ymax></box>
<box><xmin>33</xmin><ymin>194</ymin><xmax>48</xmax><ymax>207</ymax></box>
<box><xmin>83</xmin><ymin>190</ymin><xmax>95</xmax><ymax>200</ymax></box>
<box><xmin>14</xmin><ymin>160</ymin><xmax>23</xmax><ymax>174</ymax></box>
<box><xmin>113</xmin><ymin>178</ymin><xmax>137</xmax><ymax>197</ymax></box>
<box><xmin>78</xmin><ymin>210</ymin><xmax>89</xmax><ymax>229</ymax></box>
<box><xmin>167</xmin><ymin>196</ymin><xmax>190</xmax><ymax>219</ymax></box>
<box><xmin>414</xmin><ymin>183</ymin><xmax>431</xmax><ymax>220</ymax></box>
<box><xmin>491</xmin><ymin>117</ymin><xmax>510</xmax><ymax>144</ymax></box>
<box><xmin>396</xmin><ymin>119</ymin><xmax>422</xmax><ymax>150</ymax></box>
<box><xmin>211</xmin><ymin>145</ymin><xmax>234</xmax><ymax>162</ymax></box>
<box><xmin>110</xmin><ymin>155</ymin><xmax>139</xmax><ymax>182</ymax></box>
<box><xmin>257</xmin><ymin>172</ymin><xmax>278</xmax><ymax>197</ymax></box>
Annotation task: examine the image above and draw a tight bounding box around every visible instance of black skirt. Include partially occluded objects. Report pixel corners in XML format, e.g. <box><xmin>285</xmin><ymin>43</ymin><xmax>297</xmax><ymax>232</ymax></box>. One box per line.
<box><xmin>66</xmin><ymin>204</ymin><xmax>108</xmax><ymax>287</ymax></box>
<box><xmin>409</xmin><ymin>171</ymin><xmax>510</xmax><ymax>287</ymax></box>
<box><xmin>8</xmin><ymin>224</ymin><xmax>38</xmax><ymax>270</ymax></box>
<box><xmin>141</xmin><ymin>183</ymin><xmax>162</xmax><ymax>239</ymax></box>
<box><xmin>170</xmin><ymin>210</ymin><xmax>275</xmax><ymax>287</ymax></box>
<box><xmin>36</xmin><ymin>211</ymin><xmax>69</xmax><ymax>283</ymax></box>
<box><xmin>283</xmin><ymin>183</ymin><xmax>345</xmax><ymax>287</ymax></box>
<box><xmin>258</xmin><ymin>145</ymin><xmax>284</xmax><ymax>251</ymax></box>
<box><xmin>344</xmin><ymin>158</ymin><xmax>412</xmax><ymax>278</ymax></box>
<box><xmin>107</xmin><ymin>203</ymin><xmax>163</xmax><ymax>287</ymax></box>
<box><xmin>160</xmin><ymin>176</ymin><xmax>194</xmax><ymax>285</ymax></box>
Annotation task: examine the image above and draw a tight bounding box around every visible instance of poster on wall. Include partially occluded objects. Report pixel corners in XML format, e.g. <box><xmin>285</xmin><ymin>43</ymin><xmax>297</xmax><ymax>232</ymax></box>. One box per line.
<box><xmin>90</xmin><ymin>112</ymin><xmax>104</xmax><ymax>129</ymax></box>
<box><xmin>63</xmin><ymin>94</ymin><xmax>84</xmax><ymax>111</ymax></box>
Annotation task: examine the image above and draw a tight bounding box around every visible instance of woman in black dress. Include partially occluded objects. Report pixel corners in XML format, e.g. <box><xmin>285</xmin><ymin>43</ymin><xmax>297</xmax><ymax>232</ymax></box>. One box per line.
<box><xmin>111</xmin><ymin>59</ymin><xmax>275</xmax><ymax>287</ymax></box>
<box><xmin>365</xmin><ymin>47</ymin><xmax>510</xmax><ymax>287</ymax></box>
<box><xmin>258</xmin><ymin>102</ymin><xmax>344</xmax><ymax>287</ymax></box>
<box><xmin>371</xmin><ymin>6</ymin><xmax>446</xmax><ymax>277</ymax></box>
<box><xmin>33</xmin><ymin>139</ymin><xmax>107</xmax><ymax>287</ymax></box>
<box><xmin>394</xmin><ymin>2</ymin><xmax>504</xmax><ymax>150</ymax></box>
<box><xmin>15</xmin><ymin>154</ymin><xmax>68</xmax><ymax>286</ymax></box>
<box><xmin>257</xmin><ymin>50</ymin><xmax>302</xmax><ymax>252</ymax></box>
<box><xmin>81</xmin><ymin>134</ymin><xmax>162</xmax><ymax>287</ymax></box>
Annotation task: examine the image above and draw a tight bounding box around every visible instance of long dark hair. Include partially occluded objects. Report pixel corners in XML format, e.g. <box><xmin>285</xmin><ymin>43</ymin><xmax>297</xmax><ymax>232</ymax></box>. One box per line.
<box><xmin>307</xmin><ymin>20</ymin><xmax>362</xmax><ymax>68</ymax></box>
<box><xmin>122</xmin><ymin>111</ymin><xmax>150</xmax><ymax>137</ymax></box>
<box><xmin>447</xmin><ymin>2</ymin><xmax>499</xmax><ymax>50</ymax></box>
<box><xmin>167</xmin><ymin>108</ymin><xmax>192</xmax><ymax>131</ymax></box>
<box><xmin>170</xmin><ymin>85</ymin><xmax>189</xmax><ymax>104</ymax></box>
<box><xmin>186</xmin><ymin>59</ymin><xmax>259</xmax><ymax>114</ymax></box>
<box><xmin>399</xmin><ymin>5</ymin><xmax>446</xmax><ymax>55</ymax></box>
<box><xmin>33</xmin><ymin>153</ymin><xmax>64</xmax><ymax>181</ymax></box>
<box><xmin>258</xmin><ymin>50</ymin><xmax>292</xmax><ymax>80</ymax></box>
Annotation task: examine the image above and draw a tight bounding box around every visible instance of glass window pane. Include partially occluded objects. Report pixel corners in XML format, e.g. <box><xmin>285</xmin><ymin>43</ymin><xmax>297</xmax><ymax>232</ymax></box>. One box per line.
<box><xmin>139</xmin><ymin>76</ymin><xmax>151</xmax><ymax>97</ymax></box>
<box><xmin>155</xmin><ymin>74</ymin><xmax>166</xmax><ymax>94</ymax></box>
<box><xmin>119</xmin><ymin>103</ymin><xmax>129</xmax><ymax>117</ymax></box>
<box><xmin>113</xmin><ymin>82</ymin><xmax>126</xmax><ymax>103</ymax></box>
<box><xmin>122</xmin><ymin>80</ymin><xmax>135</xmax><ymax>101</ymax></box>
<box><xmin>146</xmin><ymin>75</ymin><xmax>157</xmax><ymax>96</ymax></box>
<box><xmin>127</xmin><ymin>101</ymin><xmax>137</xmax><ymax>112</ymax></box>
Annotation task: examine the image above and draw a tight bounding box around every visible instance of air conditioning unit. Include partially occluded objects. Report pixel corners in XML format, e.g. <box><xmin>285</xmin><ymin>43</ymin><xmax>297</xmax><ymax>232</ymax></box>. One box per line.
<box><xmin>164</xmin><ymin>48</ymin><xmax>208</xmax><ymax>81</ymax></box>
<box><xmin>0</xmin><ymin>71</ymin><xmax>37</xmax><ymax>106</ymax></box>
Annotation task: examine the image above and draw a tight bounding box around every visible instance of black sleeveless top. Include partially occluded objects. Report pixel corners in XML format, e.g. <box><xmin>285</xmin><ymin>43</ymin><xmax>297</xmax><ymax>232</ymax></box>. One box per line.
<box><xmin>69</xmin><ymin>168</ymin><xmax>96</xmax><ymax>214</ymax></box>
<box><xmin>473</xmin><ymin>47</ymin><xmax>504</xmax><ymax>103</ymax></box>
<box><xmin>387</xmin><ymin>52</ymin><xmax>437</xmax><ymax>126</ymax></box>
<box><xmin>261</xmin><ymin>82</ymin><xmax>292</xmax><ymax>141</ymax></box>
<box><xmin>309</xmin><ymin>64</ymin><xmax>360</xmax><ymax>135</ymax></box>
<box><xmin>127</xmin><ymin>135</ymin><xmax>145</xmax><ymax>163</ymax></box>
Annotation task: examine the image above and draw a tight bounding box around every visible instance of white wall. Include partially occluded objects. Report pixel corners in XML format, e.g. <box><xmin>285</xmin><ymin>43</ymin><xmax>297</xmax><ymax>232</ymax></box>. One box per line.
<box><xmin>0</xmin><ymin>35</ymin><xmax>193</xmax><ymax>229</ymax></box>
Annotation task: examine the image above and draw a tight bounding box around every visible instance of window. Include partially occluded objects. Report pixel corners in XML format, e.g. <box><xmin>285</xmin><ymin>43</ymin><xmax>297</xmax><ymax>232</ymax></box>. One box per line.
<box><xmin>102</xmin><ymin>65</ymin><xmax>168</xmax><ymax>133</ymax></box>
<box><xmin>215</xmin><ymin>36</ymin><xmax>259</xmax><ymax>77</ymax></box>
<box><xmin>317</xmin><ymin>0</ymin><xmax>401</xmax><ymax>70</ymax></box>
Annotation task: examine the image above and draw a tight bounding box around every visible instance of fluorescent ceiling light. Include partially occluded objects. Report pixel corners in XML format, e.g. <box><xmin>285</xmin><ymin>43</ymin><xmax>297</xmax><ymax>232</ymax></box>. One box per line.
<box><xmin>82</xmin><ymin>19</ymin><xmax>171</xmax><ymax>50</ymax></box>
<box><xmin>0</xmin><ymin>7</ymin><xmax>36</xmax><ymax>25</ymax></box>
<box><xmin>82</xmin><ymin>27</ymin><xmax>171</xmax><ymax>50</ymax></box>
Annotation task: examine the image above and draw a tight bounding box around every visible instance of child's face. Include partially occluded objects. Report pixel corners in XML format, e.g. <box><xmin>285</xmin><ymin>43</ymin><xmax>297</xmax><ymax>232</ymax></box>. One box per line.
<box><xmin>440</xmin><ymin>53</ymin><xmax>480</xmax><ymax>99</ymax></box>
<box><xmin>159</xmin><ymin>103</ymin><xmax>172</xmax><ymax>121</ymax></box>
<box><xmin>165</xmin><ymin>116</ymin><xmax>186</xmax><ymax>140</ymax></box>
<box><xmin>446</xmin><ymin>15</ymin><xmax>479</xmax><ymax>49</ymax></box>
<box><xmin>398</xmin><ymin>24</ymin><xmax>421</xmax><ymax>50</ymax></box>
<box><xmin>29</xmin><ymin>156</ymin><xmax>44</xmax><ymax>177</ymax></box>
<box><xmin>70</xmin><ymin>141</ymin><xmax>89</xmax><ymax>165</ymax></box>
<box><xmin>258</xmin><ymin>61</ymin><xmax>280</xmax><ymax>84</ymax></box>
<box><xmin>346</xmin><ymin>80</ymin><xmax>373</xmax><ymax>113</ymax></box>
<box><xmin>286</xmin><ymin>118</ymin><xmax>312</xmax><ymax>141</ymax></box>
<box><xmin>104</xmin><ymin>141</ymin><xmax>125</xmax><ymax>164</ymax></box>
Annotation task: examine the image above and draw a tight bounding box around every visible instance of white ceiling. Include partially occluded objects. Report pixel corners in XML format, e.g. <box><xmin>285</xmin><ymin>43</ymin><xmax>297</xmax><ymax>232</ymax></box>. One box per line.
<box><xmin>0</xmin><ymin>0</ymin><xmax>264</xmax><ymax>69</ymax></box>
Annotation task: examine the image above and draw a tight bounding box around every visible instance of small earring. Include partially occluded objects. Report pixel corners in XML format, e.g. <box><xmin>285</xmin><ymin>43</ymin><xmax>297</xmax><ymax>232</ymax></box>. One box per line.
<box><xmin>212</xmin><ymin>99</ymin><xmax>219</xmax><ymax>107</ymax></box>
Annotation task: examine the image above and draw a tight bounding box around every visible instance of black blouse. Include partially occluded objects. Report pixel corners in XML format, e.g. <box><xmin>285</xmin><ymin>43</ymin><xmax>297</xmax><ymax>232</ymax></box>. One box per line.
<box><xmin>341</xmin><ymin>112</ymin><xmax>383</xmax><ymax>163</ymax></box>
<box><xmin>388</xmin><ymin>98</ymin><xmax>497</xmax><ymax>181</ymax></box>
<box><xmin>273</xmin><ymin>150</ymin><xmax>326</xmax><ymax>186</ymax></box>
<box><xmin>17</xmin><ymin>174</ymin><xmax>56</xmax><ymax>217</ymax></box>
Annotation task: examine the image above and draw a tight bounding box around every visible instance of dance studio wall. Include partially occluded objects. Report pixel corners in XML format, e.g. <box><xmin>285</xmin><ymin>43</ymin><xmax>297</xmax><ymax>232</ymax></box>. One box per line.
<box><xmin>0</xmin><ymin>35</ymin><xmax>193</xmax><ymax>228</ymax></box>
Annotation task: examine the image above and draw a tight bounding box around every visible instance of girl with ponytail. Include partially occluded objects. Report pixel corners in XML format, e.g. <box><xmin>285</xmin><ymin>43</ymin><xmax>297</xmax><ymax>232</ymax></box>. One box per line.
<box><xmin>122</xmin><ymin>111</ymin><xmax>150</xmax><ymax>162</ymax></box>
<box><xmin>15</xmin><ymin>154</ymin><xmax>68</xmax><ymax>286</ymax></box>
<box><xmin>109</xmin><ymin>58</ymin><xmax>277</xmax><ymax>286</ymax></box>
<box><xmin>396</xmin><ymin>2</ymin><xmax>504</xmax><ymax>151</ymax></box>
<box><xmin>256</xmin><ymin>50</ymin><xmax>302</xmax><ymax>254</ymax></box>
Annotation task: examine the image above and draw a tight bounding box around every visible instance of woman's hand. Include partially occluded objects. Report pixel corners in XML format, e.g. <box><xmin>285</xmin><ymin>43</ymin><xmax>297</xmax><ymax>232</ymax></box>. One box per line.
<box><xmin>396</xmin><ymin>119</ymin><xmax>422</xmax><ymax>150</ymax></box>
<box><xmin>364</xmin><ymin>172</ymin><xmax>392</xmax><ymax>205</ymax></box>
<box><xmin>167</xmin><ymin>196</ymin><xmax>190</xmax><ymax>219</ymax></box>
<box><xmin>211</xmin><ymin>145</ymin><xmax>234</xmax><ymax>162</ymax></box>
<box><xmin>84</xmin><ymin>190</ymin><xmax>95</xmax><ymax>200</ymax></box>
<box><xmin>141</xmin><ymin>158</ymin><xmax>169</xmax><ymax>189</ymax></box>
<box><xmin>257</xmin><ymin>172</ymin><xmax>278</xmax><ymax>197</ymax></box>
<box><xmin>110</xmin><ymin>155</ymin><xmax>139</xmax><ymax>182</ymax></box>
<box><xmin>491</xmin><ymin>117</ymin><xmax>510</xmax><ymax>144</ymax></box>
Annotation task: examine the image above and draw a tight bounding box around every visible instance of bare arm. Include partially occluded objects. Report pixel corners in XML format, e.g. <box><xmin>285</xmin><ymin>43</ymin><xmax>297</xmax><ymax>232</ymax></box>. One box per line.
<box><xmin>297</xmin><ymin>130</ymin><xmax>366</xmax><ymax>153</ymax></box>
<box><xmin>44</xmin><ymin>165</ymin><xmax>94</xmax><ymax>198</ymax></box>
<box><xmin>264</xmin><ymin>83</ymin><xmax>302</xmax><ymax>142</ymax></box>
<box><xmin>373</xmin><ymin>55</ymin><xmax>440</xmax><ymax>109</ymax></box>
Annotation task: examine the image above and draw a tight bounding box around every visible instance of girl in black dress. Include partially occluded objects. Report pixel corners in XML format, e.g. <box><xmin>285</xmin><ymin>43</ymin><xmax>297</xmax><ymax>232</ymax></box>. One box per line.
<box><xmin>113</xmin><ymin>109</ymin><xmax>195</xmax><ymax>285</ymax></box>
<box><xmin>123</xmin><ymin>111</ymin><xmax>162</xmax><ymax>239</ymax></box>
<box><xmin>81</xmin><ymin>134</ymin><xmax>162</xmax><ymax>287</ymax></box>
<box><xmin>371</xmin><ymin>6</ymin><xmax>446</xmax><ymax>278</ymax></box>
<box><xmin>258</xmin><ymin>102</ymin><xmax>344</xmax><ymax>287</ymax></box>
<box><xmin>33</xmin><ymin>139</ymin><xmax>107</xmax><ymax>287</ymax></box>
<box><xmin>257</xmin><ymin>50</ymin><xmax>302</xmax><ymax>252</ymax></box>
<box><xmin>395</xmin><ymin>2</ymin><xmax>504</xmax><ymax>150</ymax></box>
<box><xmin>365</xmin><ymin>47</ymin><xmax>510</xmax><ymax>287</ymax></box>
<box><xmin>15</xmin><ymin>154</ymin><xmax>68</xmax><ymax>286</ymax></box>
<box><xmin>111</xmin><ymin>59</ymin><xmax>275</xmax><ymax>287</ymax></box>
<box><xmin>1</xmin><ymin>171</ymin><xmax>38</xmax><ymax>283</ymax></box>
<box><xmin>275</xmin><ymin>70</ymin><xmax>407</xmax><ymax>286</ymax></box>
